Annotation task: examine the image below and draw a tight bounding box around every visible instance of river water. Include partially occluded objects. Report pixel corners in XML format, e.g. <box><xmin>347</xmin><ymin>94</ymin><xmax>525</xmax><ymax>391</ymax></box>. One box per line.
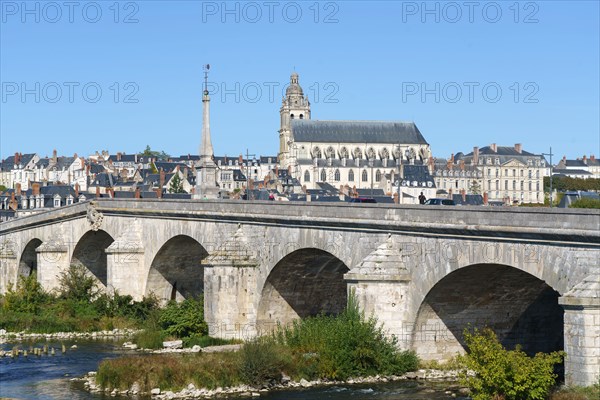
<box><xmin>0</xmin><ymin>340</ymin><xmax>463</xmax><ymax>400</ymax></box>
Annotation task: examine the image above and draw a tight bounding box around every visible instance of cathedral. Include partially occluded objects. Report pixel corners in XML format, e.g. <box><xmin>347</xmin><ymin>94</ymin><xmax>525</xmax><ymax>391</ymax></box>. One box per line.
<box><xmin>278</xmin><ymin>72</ymin><xmax>436</xmax><ymax>200</ymax></box>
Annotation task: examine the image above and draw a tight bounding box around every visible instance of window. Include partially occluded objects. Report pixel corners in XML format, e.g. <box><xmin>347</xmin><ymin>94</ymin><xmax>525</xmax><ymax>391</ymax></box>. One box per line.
<box><xmin>348</xmin><ymin>169</ymin><xmax>354</xmax><ymax>182</ymax></box>
<box><xmin>528</xmin><ymin>182</ymin><xmax>532</xmax><ymax>191</ymax></box>
<box><xmin>362</xmin><ymin>170</ymin><xmax>368</xmax><ymax>182</ymax></box>
<box><xmin>54</xmin><ymin>198</ymin><xmax>60</xmax><ymax>207</ymax></box>
<box><xmin>528</xmin><ymin>170</ymin><xmax>532</xmax><ymax>178</ymax></box>
<box><xmin>375</xmin><ymin>170</ymin><xmax>381</xmax><ymax>182</ymax></box>
<box><xmin>513</xmin><ymin>169</ymin><xmax>516</xmax><ymax>177</ymax></box>
<box><xmin>321</xmin><ymin>169</ymin><xmax>326</xmax><ymax>182</ymax></box>
<box><xmin>354</xmin><ymin>148</ymin><xmax>363</xmax><ymax>159</ymax></box>
<box><xmin>304</xmin><ymin>170</ymin><xmax>310</xmax><ymax>182</ymax></box>
<box><xmin>520</xmin><ymin>181</ymin><xmax>524</xmax><ymax>190</ymax></box>
<box><xmin>334</xmin><ymin>169</ymin><xmax>340</xmax><ymax>181</ymax></box>
<box><xmin>504</xmin><ymin>180</ymin><xmax>508</xmax><ymax>190</ymax></box>
<box><xmin>313</xmin><ymin>147</ymin><xmax>322</xmax><ymax>159</ymax></box>
<box><xmin>66</xmin><ymin>197</ymin><xmax>73</xmax><ymax>205</ymax></box>
<box><xmin>326</xmin><ymin>146</ymin><xmax>335</xmax><ymax>159</ymax></box>
<box><xmin>299</xmin><ymin>114</ymin><xmax>304</xmax><ymax>119</ymax></box>
<box><xmin>512</xmin><ymin>180</ymin><xmax>516</xmax><ymax>190</ymax></box>
<box><xmin>290</xmin><ymin>114</ymin><xmax>294</xmax><ymax>119</ymax></box>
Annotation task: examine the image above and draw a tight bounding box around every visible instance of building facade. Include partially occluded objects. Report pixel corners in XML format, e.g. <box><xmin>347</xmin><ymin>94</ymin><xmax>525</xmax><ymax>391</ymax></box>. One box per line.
<box><xmin>433</xmin><ymin>144</ymin><xmax>549</xmax><ymax>204</ymax></box>
<box><xmin>277</xmin><ymin>73</ymin><xmax>435</xmax><ymax>200</ymax></box>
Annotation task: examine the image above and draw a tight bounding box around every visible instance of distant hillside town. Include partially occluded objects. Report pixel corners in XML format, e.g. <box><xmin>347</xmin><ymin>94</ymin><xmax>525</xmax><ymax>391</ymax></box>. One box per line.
<box><xmin>1</xmin><ymin>73</ymin><xmax>599</xmax><ymax>221</ymax></box>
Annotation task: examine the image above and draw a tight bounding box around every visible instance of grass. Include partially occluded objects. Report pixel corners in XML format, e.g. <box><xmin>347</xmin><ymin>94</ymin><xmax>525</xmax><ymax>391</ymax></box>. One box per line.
<box><xmin>97</xmin><ymin>294</ymin><xmax>419</xmax><ymax>392</ymax></box>
<box><xmin>418</xmin><ymin>356</ymin><xmax>465</xmax><ymax>371</ymax></box>
<box><xmin>550</xmin><ymin>382</ymin><xmax>600</xmax><ymax>400</ymax></box>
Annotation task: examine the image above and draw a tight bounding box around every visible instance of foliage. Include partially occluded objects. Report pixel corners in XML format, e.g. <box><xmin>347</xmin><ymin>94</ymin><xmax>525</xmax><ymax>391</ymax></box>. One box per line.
<box><xmin>0</xmin><ymin>184</ymin><xmax>7</xmax><ymax>192</ymax></box>
<box><xmin>569</xmin><ymin>198</ymin><xmax>600</xmax><ymax>209</ymax></box>
<box><xmin>544</xmin><ymin>176</ymin><xmax>600</xmax><ymax>192</ymax></box>
<box><xmin>168</xmin><ymin>173</ymin><xmax>186</xmax><ymax>193</ymax></box>
<box><xmin>97</xmin><ymin>353</ymin><xmax>242</xmax><ymax>392</ymax></box>
<box><xmin>183</xmin><ymin>334</ymin><xmax>241</xmax><ymax>348</ymax></box>
<box><xmin>469</xmin><ymin>180</ymin><xmax>482</xmax><ymax>195</ymax></box>
<box><xmin>239</xmin><ymin>338</ymin><xmax>294</xmax><ymax>386</ymax></box>
<box><xmin>460</xmin><ymin>327</ymin><xmax>564</xmax><ymax>400</ymax></box>
<box><xmin>139</xmin><ymin>145</ymin><xmax>170</xmax><ymax>161</ymax></box>
<box><xmin>0</xmin><ymin>268</ymin><xmax>159</xmax><ymax>333</ymax></box>
<box><xmin>274</xmin><ymin>293</ymin><xmax>418</xmax><ymax>380</ymax></box>
<box><xmin>550</xmin><ymin>381</ymin><xmax>600</xmax><ymax>400</ymax></box>
<box><xmin>1</xmin><ymin>273</ymin><xmax>49</xmax><ymax>313</ymax></box>
<box><xmin>159</xmin><ymin>298</ymin><xmax>208</xmax><ymax>339</ymax></box>
<box><xmin>57</xmin><ymin>264</ymin><xmax>100</xmax><ymax>301</ymax></box>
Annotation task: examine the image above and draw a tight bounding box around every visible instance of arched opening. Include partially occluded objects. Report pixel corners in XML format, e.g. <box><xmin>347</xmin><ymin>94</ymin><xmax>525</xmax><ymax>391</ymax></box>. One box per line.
<box><xmin>19</xmin><ymin>239</ymin><xmax>42</xmax><ymax>278</ymax></box>
<box><xmin>71</xmin><ymin>230</ymin><xmax>115</xmax><ymax>289</ymax></box>
<box><xmin>320</xmin><ymin>169</ymin><xmax>327</xmax><ymax>182</ymax></box>
<box><xmin>257</xmin><ymin>249</ymin><xmax>349</xmax><ymax>330</ymax></box>
<box><xmin>348</xmin><ymin>169</ymin><xmax>354</xmax><ymax>182</ymax></box>
<box><xmin>412</xmin><ymin>264</ymin><xmax>563</xmax><ymax>363</ymax></box>
<box><xmin>146</xmin><ymin>235</ymin><xmax>208</xmax><ymax>303</ymax></box>
<box><xmin>304</xmin><ymin>170</ymin><xmax>310</xmax><ymax>182</ymax></box>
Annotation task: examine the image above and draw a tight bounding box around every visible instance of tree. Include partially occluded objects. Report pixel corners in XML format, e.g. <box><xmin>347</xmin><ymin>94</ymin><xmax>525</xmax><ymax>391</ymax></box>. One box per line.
<box><xmin>139</xmin><ymin>145</ymin><xmax>170</xmax><ymax>161</ymax></box>
<box><xmin>469</xmin><ymin>180</ymin><xmax>482</xmax><ymax>195</ymax></box>
<box><xmin>0</xmin><ymin>185</ymin><xmax>7</xmax><ymax>192</ymax></box>
<box><xmin>168</xmin><ymin>173</ymin><xmax>186</xmax><ymax>193</ymax></box>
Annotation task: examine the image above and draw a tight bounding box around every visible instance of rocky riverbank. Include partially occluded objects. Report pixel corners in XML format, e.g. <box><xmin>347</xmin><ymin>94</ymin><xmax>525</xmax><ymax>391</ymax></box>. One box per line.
<box><xmin>80</xmin><ymin>369</ymin><xmax>469</xmax><ymax>399</ymax></box>
<box><xmin>0</xmin><ymin>328</ymin><xmax>138</xmax><ymax>343</ymax></box>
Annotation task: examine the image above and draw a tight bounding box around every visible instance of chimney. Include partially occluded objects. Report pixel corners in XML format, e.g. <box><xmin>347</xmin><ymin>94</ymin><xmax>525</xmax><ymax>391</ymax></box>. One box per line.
<box><xmin>461</xmin><ymin>189</ymin><xmax>467</xmax><ymax>203</ymax></box>
<box><xmin>450</xmin><ymin>153</ymin><xmax>455</xmax><ymax>163</ymax></box>
<box><xmin>95</xmin><ymin>186</ymin><xmax>101</xmax><ymax>198</ymax></box>
<box><xmin>448</xmin><ymin>188</ymin><xmax>453</xmax><ymax>199</ymax></box>
<box><xmin>582</xmin><ymin>155</ymin><xmax>587</xmax><ymax>164</ymax></box>
<box><xmin>591</xmin><ymin>155</ymin><xmax>596</xmax><ymax>162</ymax></box>
<box><xmin>393</xmin><ymin>192</ymin><xmax>399</xmax><ymax>204</ymax></box>
<box><xmin>15</xmin><ymin>183</ymin><xmax>21</xmax><ymax>194</ymax></box>
<box><xmin>9</xmin><ymin>192</ymin><xmax>18</xmax><ymax>211</ymax></box>
<box><xmin>156</xmin><ymin>189</ymin><xmax>162</xmax><ymax>199</ymax></box>
<box><xmin>490</xmin><ymin>143</ymin><xmax>497</xmax><ymax>153</ymax></box>
<box><xmin>117</xmin><ymin>152</ymin><xmax>122</xmax><ymax>161</ymax></box>
<box><xmin>32</xmin><ymin>183</ymin><xmax>40</xmax><ymax>196</ymax></box>
<box><xmin>514</xmin><ymin>143</ymin><xmax>522</xmax><ymax>154</ymax></box>
<box><xmin>473</xmin><ymin>147</ymin><xmax>479</xmax><ymax>164</ymax></box>
<box><xmin>14</xmin><ymin>152</ymin><xmax>19</xmax><ymax>165</ymax></box>
<box><xmin>159</xmin><ymin>169</ymin><xmax>165</xmax><ymax>188</ymax></box>
<box><xmin>483</xmin><ymin>192</ymin><xmax>489</xmax><ymax>206</ymax></box>
<box><xmin>460</xmin><ymin>160</ymin><xmax>465</xmax><ymax>170</ymax></box>
<box><xmin>238</xmin><ymin>154</ymin><xmax>243</xmax><ymax>165</ymax></box>
<box><xmin>562</xmin><ymin>156</ymin><xmax>566</xmax><ymax>163</ymax></box>
<box><xmin>52</xmin><ymin>149</ymin><xmax>57</xmax><ymax>163</ymax></box>
<box><xmin>74</xmin><ymin>183</ymin><xmax>80</xmax><ymax>197</ymax></box>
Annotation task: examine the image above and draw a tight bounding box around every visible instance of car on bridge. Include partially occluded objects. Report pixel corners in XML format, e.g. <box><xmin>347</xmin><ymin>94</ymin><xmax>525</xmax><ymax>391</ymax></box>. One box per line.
<box><xmin>424</xmin><ymin>198</ymin><xmax>455</xmax><ymax>206</ymax></box>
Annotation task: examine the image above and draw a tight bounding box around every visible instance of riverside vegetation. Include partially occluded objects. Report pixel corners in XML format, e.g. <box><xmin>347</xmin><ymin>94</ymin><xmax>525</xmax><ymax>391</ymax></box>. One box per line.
<box><xmin>2</xmin><ymin>267</ymin><xmax>598</xmax><ymax>399</ymax></box>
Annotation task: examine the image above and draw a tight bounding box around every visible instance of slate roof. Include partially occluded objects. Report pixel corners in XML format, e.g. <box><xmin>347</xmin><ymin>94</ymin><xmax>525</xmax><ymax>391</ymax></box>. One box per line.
<box><xmin>1</xmin><ymin>153</ymin><xmax>37</xmax><ymax>170</ymax></box>
<box><xmin>397</xmin><ymin>165</ymin><xmax>436</xmax><ymax>188</ymax></box>
<box><xmin>108</xmin><ymin>154</ymin><xmax>137</xmax><ymax>162</ymax></box>
<box><xmin>53</xmin><ymin>157</ymin><xmax>76</xmax><ymax>169</ymax></box>
<box><xmin>553</xmin><ymin>168</ymin><xmax>592</xmax><ymax>176</ymax></box>
<box><xmin>564</xmin><ymin>160</ymin><xmax>587</xmax><ymax>167</ymax></box>
<box><xmin>297</xmin><ymin>158</ymin><xmax>412</xmax><ymax>169</ymax></box>
<box><xmin>290</xmin><ymin>120</ymin><xmax>428</xmax><ymax>145</ymax></box>
<box><xmin>154</xmin><ymin>161</ymin><xmax>188</xmax><ymax>173</ymax></box>
<box><xmin>457</xmin><ymin>146</ymin><xmax>547</xmax><ymax>166</ymax></box>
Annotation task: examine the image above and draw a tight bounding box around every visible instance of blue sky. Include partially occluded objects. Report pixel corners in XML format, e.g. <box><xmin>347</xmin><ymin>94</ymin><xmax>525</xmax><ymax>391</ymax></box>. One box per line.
<box><xmin>1</xmin><ymin>0</ymin><xmax>598</xmax><ymax>161</ymax></box>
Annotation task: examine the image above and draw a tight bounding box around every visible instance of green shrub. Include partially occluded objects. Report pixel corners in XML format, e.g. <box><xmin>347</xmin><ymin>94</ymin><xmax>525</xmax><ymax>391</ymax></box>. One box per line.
<box><xmin>461</xmin><ymin>327</ymin><xmax>564</xmax><ymax>400</ymax></box>
<box><xmin>183</xmin><ymin>334</ymin><xmax>240</xmax><ymax>348</ymax></box>
<box><xmin>275</xmin><ymin>294</ymin><xmax>418</xmax><ymax>380</ymax></box>
<box><xmin>57</xmin><ymin>264</ymin><xmax>100</xmax><ymax>301</ymax></box>
<box><xmin>1</xmin><ymin>273</ymin><xmax>49</xmax><ymax>313</ymax></box>
<box><xmin>569</xmin><ymin>198</ymin><xmax>600</xmax><ymax>209</ymax></box>
<box><xmin>239</xmin><ymin>338</ymin><xmax>293</xmax><ymax>386</ymax></box>
<box><xmin>159</xmin><ymin>298</ymin><xmax>208</xmax><ymax>338</ymax></box>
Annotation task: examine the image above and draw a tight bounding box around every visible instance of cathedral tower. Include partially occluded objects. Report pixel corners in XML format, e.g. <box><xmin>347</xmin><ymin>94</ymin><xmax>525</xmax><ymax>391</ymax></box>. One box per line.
<box><xmin>279</xmin><ymin>72</ymin><xmax>310</xmax><ymax>169</ymax></box>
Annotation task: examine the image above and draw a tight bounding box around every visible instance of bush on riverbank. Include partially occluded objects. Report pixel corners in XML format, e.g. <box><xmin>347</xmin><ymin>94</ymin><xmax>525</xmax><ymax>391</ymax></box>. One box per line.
<box><xmin>550</xmin><ymin>382</ymin><xmax>600</xmax><ymax>400</ymax></box>
<box><xmin>0</xmin><ymin>267</ymin><xmax>158</xmax><ymax>333</ymax></box>
<box><xmin>460</xmin><ymin>328</ymin><xmax>565</xmax><ymax>400</ymax></box>
<box><xmin>96</xmin><ymin>294</ymin><xmax>418</xmax><ymax>392</ymax></box>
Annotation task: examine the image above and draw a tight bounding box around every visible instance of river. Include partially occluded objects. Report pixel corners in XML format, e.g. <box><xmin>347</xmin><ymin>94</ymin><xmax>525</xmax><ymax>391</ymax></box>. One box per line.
<box><xmin>0</xmin><ymin>340</ymin><xmax>464</xmax><ymax>400</ymax></box>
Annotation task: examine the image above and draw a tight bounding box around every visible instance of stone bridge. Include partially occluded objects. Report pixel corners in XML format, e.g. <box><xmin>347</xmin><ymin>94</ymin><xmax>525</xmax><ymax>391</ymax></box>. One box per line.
<box><xmin>0</xmin><ymin>199</ymin><xmax>598</xmax><ymax>386</ymax></box>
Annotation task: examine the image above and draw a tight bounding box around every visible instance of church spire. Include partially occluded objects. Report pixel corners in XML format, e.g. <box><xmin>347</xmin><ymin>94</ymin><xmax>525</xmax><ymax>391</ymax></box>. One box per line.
<box><xmin>278</xmin><ymin>71</ymin><xmax>311</xmax><ymax>169</ymax></box>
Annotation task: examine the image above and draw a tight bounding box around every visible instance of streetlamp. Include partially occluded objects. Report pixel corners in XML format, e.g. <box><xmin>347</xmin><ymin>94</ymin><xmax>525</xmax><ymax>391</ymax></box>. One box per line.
<box><xmin>245</xmin><ymin>149</ymin><xmax>256</xmax><ymax>200</ymax></box>
<box><xmin>542</xmin><ymin>147</ymin><xmax>554</xmax><ymax>208</ymax></box>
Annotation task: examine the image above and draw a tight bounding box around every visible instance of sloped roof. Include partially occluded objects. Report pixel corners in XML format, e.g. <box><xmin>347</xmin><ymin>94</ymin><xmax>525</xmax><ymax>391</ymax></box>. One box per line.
<box><xmin>291</xmin><ymin>120</ymin><xmax>428</xmax><ymax>145</ymax></box>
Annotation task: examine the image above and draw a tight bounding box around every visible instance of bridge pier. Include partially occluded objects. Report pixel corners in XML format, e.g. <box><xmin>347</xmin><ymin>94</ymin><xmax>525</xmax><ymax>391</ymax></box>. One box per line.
<box><xmin>559</xmin><ymin>273</ymin><xmax>600</xmax><ymax>387</ymax></box>
<box><xmin>344</xmin><ymin>236</ymin><xmax>413</xmax><ymax>349</ymax></box>
<box><xmin>203</xmin><ymin>227</ymin><xmax>260</xmax><ymax>341</ymax></box>
<box><xmin>35</xmin><ymin>241</ymin><xmax>70</xmax><ymax>292</ymax></box>
<box><xmin>105</xmin><ymin>222</ymin><xmax>146</xmax><ymax>300</ymax></box>
<box><xmin>0</xmin><ymin>241</ymin><xmax>17</xmax><ymax>293</ymax></box>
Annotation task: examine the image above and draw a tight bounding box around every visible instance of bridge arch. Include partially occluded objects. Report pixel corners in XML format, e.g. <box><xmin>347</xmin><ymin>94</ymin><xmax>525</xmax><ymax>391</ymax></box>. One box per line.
<box><xmin>410</xmin><ymin>263</ymin><xmax>563</xmax><ymax>363</ymax></box>
<box><xmin>71</xmin><ymin>230</ymin><xmax>115</xmax><ymax>289</ymax></box>
<box><xmin>145</xmin><ymin>235</ymin><xmax>208</xmax><ymax>302</ymax></box>
<box><xmin>257</xmin><ymin>248</ymin><xmax>350</xmax><ymax>329</ymax></box>
<box><xmin>19</xmin><ymin>238</ymin><xmax>43</xmax><ymax>278</ymax></box>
